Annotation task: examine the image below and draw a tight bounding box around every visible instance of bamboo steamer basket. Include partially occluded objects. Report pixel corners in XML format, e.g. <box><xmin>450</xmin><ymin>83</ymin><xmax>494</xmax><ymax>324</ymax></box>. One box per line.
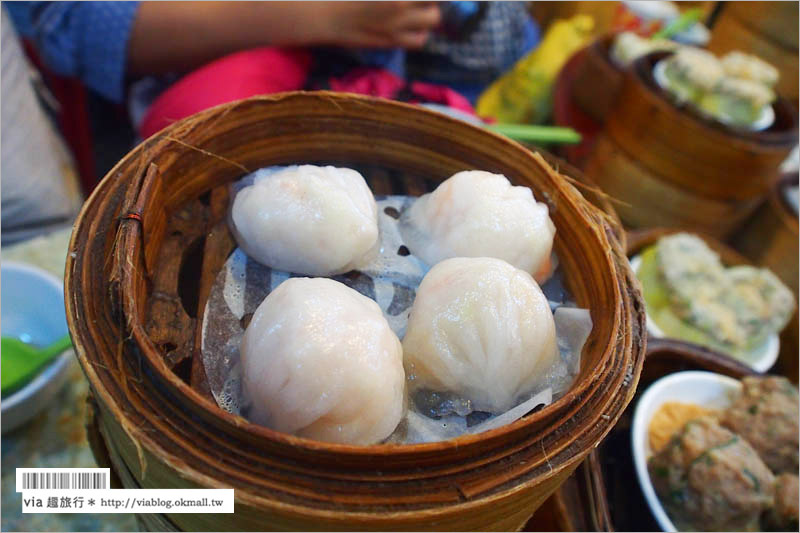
<box><xmin>570</xmin><ymin>34</ymin><xmax>625</xmax><ymax>123</ymax></box>
<box><xmin>585</xmin><ymin>52</ymin><xmax>798</xmax><ymax>239</ymax></box>
<box><xmin>708</xmin><ymin>1</ymin><xmax>799</xmax><ymax>106</ymax></box>
<box><xmin>66</xmin><ymin>92</ymin><xmax>645</xmax><ymax>531</ymax></box>
<box><xmin>732</xmin><ymin>178</ymin><xmax>799</xmax><ymax>382</ymax></box>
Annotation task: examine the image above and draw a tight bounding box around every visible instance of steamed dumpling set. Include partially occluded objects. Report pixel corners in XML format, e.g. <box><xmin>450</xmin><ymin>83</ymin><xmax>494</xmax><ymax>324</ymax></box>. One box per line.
<box><xmin>658</xmin><ymin>47</ymin><xmax>779</xmax><ymax>127</ymax></box>
<box><xmin>228</xmin><ymin>165</ymin><xmax>579</xmax><ymax>445</ymax></box>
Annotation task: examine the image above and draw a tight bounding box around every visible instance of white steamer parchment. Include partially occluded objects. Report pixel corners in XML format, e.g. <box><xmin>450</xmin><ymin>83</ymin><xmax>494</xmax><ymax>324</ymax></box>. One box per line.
<box><xmin>201</xmin><ymin>168</ymin><xmax>593</xmax><ymax>443</ymax></box>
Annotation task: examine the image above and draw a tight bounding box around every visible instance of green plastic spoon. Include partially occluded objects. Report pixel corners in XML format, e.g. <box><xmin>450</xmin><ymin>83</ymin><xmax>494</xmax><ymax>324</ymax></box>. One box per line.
<box><xmin>651</xmin><ymin>8</ymin><xmax>703</xmax><ymax>40</ymax></box>
<box><xmin>487</xmin><ymin>123</ymin><xmax>582</xmax><ymax>144</ymax></box>
<box><xmin>1</xmin><ymin>334</ymin><xmax>72</xmax><ymax>396</ymax></box>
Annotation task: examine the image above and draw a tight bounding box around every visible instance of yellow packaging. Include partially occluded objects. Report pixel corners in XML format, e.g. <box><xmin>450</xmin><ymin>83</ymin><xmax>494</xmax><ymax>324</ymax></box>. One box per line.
<box><xmin>476</xmin><ymin>15</ymin><xmax>595</xmax><ymax>124</ymax></box>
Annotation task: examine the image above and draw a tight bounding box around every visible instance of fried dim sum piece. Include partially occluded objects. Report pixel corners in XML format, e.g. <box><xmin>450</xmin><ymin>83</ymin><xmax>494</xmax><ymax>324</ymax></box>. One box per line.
<box><xmin>721</xmin><ymin>51</ymin><xmax>779</xmax><ymax>87</ymax></box>
<box><xmin>662</xmin><ymin>47</ymin><xmax>724</xmax><ymax>102</ymax></box>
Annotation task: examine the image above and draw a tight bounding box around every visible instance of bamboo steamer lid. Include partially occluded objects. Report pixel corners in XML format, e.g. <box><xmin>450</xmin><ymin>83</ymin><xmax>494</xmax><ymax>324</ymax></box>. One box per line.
<box><xmin>66</xmin><ymin>92</ymin><xmax>645</xmax><ymax>531</ymax></box>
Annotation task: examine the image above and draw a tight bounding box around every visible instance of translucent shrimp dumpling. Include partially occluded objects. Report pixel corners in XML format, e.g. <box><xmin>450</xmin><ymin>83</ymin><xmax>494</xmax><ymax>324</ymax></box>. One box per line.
<box><xmin>231</xmin><ymin>165</ymin><xmax>379</xmax><ymax>276</ymax></box>
<box><xmin>401</xmin><ymin>170</ymin><xmax>556</xmax><ymax>281</ymax></box>
<box><xmin>240</xmin><ymin>278</ymin><xmax>405</xmax><ymax>445</ymax></box>
<box><xmin>403</xmin><ymin>257</ymin><xmax>558</xmax><ymax>414</ymax></box>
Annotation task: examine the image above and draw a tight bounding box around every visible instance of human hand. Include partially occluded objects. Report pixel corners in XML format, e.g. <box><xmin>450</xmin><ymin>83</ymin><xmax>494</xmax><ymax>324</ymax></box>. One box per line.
<box><xmin>317</xmin><ymin>1</ymin><xmax>442</xmax><ymax>49</ymax></box>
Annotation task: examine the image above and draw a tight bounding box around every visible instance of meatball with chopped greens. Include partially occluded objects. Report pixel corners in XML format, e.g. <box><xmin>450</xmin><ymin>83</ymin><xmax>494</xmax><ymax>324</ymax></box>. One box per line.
<box><xmin>649</xmin><ymin>416</ymin><xmax>775</xmax><ymax>531</ymax></box>
<box><xmin>721</xmin><ymin>376</ymin><xmax>799</xmax><ymax>474</ymax></box>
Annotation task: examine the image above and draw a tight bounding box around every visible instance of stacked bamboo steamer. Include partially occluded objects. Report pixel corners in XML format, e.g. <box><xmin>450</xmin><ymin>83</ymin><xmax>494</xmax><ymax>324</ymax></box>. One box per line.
<box><xmin>66</xmin><ymin>93</ymin><xmax>646</xmax><ymax>531</ymax></box>
<box><xmin>570</xmin><ymin>34</ymin><xmax>625</xmax><ymax>123</ymax></box>
<box><xmin>584</xmin><ymin>52</ymin><xmax>798</xmax><ymax>239</ymax></box>
<box><xmin>708</xmin><ymin>1</ymin><xmax>799</xmax><ymax>108</ymax></box>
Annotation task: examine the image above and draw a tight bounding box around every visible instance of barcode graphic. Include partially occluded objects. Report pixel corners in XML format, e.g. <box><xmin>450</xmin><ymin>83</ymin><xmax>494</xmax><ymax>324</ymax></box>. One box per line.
<box><xmin>17</xmin><ymin>469</ymin><xmax>110</xmax><ymax>491</ymax></box>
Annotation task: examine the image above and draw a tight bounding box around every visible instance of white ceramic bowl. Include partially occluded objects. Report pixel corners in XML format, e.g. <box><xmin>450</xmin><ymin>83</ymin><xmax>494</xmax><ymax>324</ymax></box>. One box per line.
<box><xmin>1</xmin><ymin>261</ymin><xmax>73</xmax><ymax>433</ymax></box>
<box><xmin>631</xmin><ymin>371</ymin><xmax>742</xmax><ymax>531</ymax></box>
<box><xmin>629</xmin><ymin>254</ymin><xmax>780</xmax><ymax>372</ymax></box>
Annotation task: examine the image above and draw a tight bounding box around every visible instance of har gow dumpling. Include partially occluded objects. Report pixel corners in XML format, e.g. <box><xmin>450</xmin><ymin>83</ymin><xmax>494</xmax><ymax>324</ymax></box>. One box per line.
<box><xmin>231</xmin><ymin>165</ymin><xmax>379</xmax><ymax>276</ymax></box>
<box><xmin>240</xmin><ymin>277</ymin><xmax>405</xmax><ymax>444</ymax></box>
<box><xmin>400</xmin><ymin>170</ymin><xmax>556</xmax><ymax>281</ymax></box>
<box><xmin>403</xmin><ymin>257</ymin><xmax>558</xmax><ymax>414</ymax></box>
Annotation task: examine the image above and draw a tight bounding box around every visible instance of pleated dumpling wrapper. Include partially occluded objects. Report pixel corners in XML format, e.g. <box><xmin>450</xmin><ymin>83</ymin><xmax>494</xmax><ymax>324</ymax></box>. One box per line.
<box><xmin>403</xmin><ymin>257</ymin><xmax>558</xmax><ymax>414</ymax></box>
<box><xmin>230</xmin><ymin>165</ymin><xmax>379</xmax><ymax>276</ymax></box>
<box><xmin>400</xmin><ymin>170</ymin><xmax>556</xmax><ymax>282</ymax></box>
<box><xmin>240</xmin><ymin>278</ymin><xmax>405</xmax><ymax>445</ymax></box>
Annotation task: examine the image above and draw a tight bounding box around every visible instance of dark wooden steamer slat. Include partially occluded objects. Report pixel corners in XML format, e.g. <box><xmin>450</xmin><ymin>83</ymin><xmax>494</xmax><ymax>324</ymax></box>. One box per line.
<box><xmin>66</xmin><ymin>93</ymin><xmax>645</xmax><ymax>531</ymax></box>
<box><xmin>189</xmin><ymin>186</ymin><xmax>234</xmax><ymax>398</ymax></box>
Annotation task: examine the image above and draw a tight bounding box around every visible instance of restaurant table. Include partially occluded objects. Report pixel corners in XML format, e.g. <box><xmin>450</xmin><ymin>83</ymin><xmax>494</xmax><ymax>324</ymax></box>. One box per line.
<box><xmin>1</xmin><ymin>227</ymin><xmax>137</xmax><ymax>532</ymax></box>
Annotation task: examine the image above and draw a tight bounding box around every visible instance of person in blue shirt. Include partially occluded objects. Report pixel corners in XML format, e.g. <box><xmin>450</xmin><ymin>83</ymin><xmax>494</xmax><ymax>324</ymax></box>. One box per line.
<box><xmin>7</xmin><ymin>1</ymin><xmax>537</xmax><ymax>106</ymax></box>
<box><xmin>5</xmin><ymin>2</ymin><xmax>441</xmax><ymax>103</ymax></box>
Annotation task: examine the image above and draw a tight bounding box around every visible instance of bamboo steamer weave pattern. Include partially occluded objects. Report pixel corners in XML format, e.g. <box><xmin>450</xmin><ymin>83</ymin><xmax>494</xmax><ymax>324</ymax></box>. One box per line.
<box><xmin>66</xmin><ymin>92</ymin><xmax>645</xmax><ymax>531</ymax></box>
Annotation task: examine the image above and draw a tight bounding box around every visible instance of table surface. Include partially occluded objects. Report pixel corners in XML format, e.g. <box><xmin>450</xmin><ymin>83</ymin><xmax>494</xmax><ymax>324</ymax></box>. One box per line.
<box><xmin>2</xmin><ymin>227</ymin><xmax>137</xmax><ymax>532</ymax></box>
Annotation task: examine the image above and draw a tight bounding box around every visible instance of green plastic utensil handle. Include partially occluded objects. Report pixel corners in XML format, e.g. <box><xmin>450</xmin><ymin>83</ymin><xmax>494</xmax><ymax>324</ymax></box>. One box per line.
<box><xmin>488</xmin><ymin>124</ymin><xmax>582</xmax><ymax>144</ymax></box>
<box><xmin>40</xmin><ymin>334</ymin><xmax>72</xmax><ymax>359</ymax></box>
<box><xmin>652</xmin><ymin>8</ymin><xmax>703</xmax><ymax>40</ymax></box>
<box><xmin>1</xmin><ymin>334</ymin><xmax>72</xmax><ymax>395</ymax></box>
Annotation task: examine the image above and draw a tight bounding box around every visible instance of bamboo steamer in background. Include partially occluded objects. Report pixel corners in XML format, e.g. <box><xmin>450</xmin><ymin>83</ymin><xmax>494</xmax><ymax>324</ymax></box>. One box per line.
<box><xmin>732</xmin><ymin>177</ymin><xmax>799</xmax><ymax>383</ymax></box>
<box><xmin>530</xmin><ymin>1</ymin><xmax>619</xmax><ymax>36</ymax></box>
<box><xmin>570</xmin><ymin>34</ymin><xmax>625</xmax><ymax>123</ymax></box>
<box><xmin>585</xmin><ymin>52</ymin><xmax>798</xmax><ymax>239</ymax></box>
<box><xmin>66</xmin><ymin>93</ymin><xmax>645</xmax><ymax>531</ymax></box>
<box><xmin>708</xmin><ymin>1</ymin><xmax>799</xmax><ymax>107</ymax></box>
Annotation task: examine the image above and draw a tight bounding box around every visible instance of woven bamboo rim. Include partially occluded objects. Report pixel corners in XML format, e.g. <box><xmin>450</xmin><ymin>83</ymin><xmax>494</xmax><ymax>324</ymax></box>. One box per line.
<box><xmin>66</xmin><ymin>92</ymin><xmax>645</xmax><ymax>530</ymax></box>
<box><xmin>536</xmin><ymin>150</ymin><xmax>626</xmax><ymax>250</ymax></box>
